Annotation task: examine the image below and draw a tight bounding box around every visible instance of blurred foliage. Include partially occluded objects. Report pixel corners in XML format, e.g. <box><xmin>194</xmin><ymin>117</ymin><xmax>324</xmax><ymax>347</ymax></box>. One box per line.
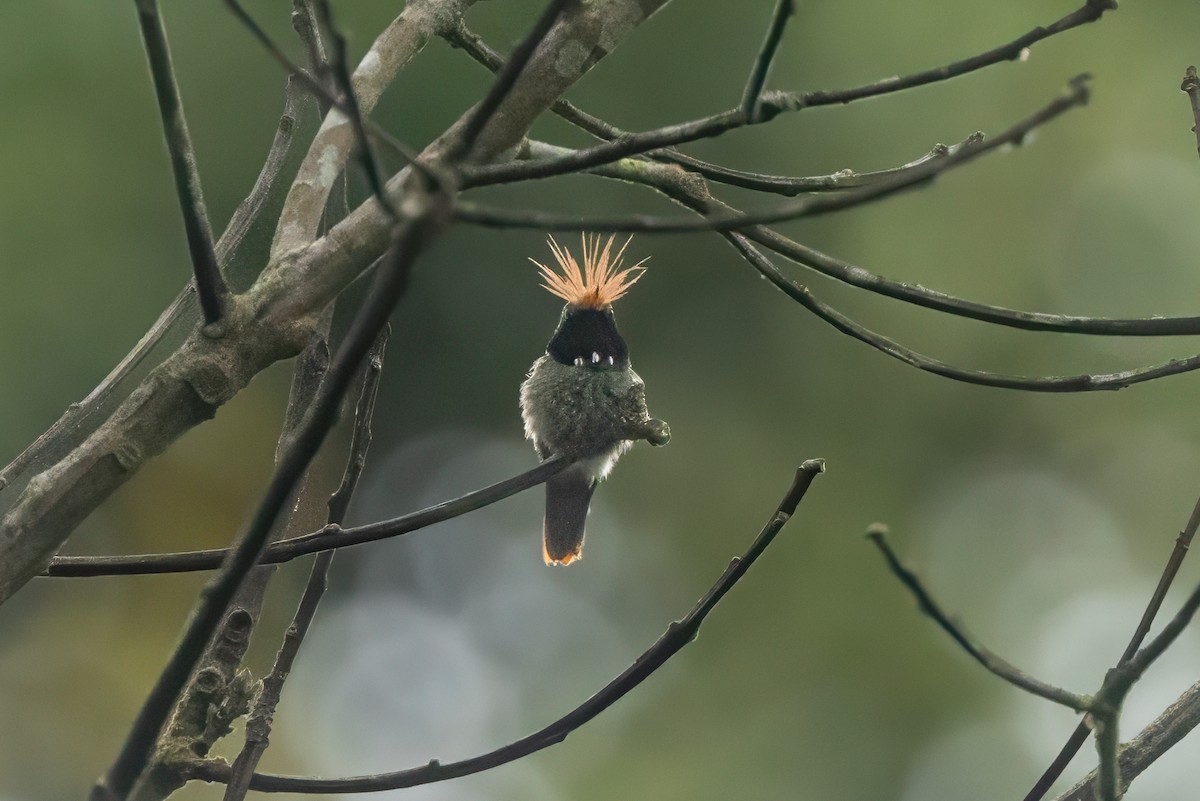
<box><xmin>2</xmin><ymin>1</ymin><xmax>1200</xmax><ymax>800</ymax></box>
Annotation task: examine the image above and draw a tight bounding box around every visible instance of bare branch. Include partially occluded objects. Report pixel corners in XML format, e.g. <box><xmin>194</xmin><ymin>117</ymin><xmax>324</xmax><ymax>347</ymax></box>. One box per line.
<box><xmin>222</xmin><ymin>0</ymin><xmax>426</xmax><ymax>171</ymax></box>
<box><xmin>261</xmin><ymin>0</ymin><xmax>474</xmax><ymax>257</ymax></box>
<box><xmin>741</xmin><ymin>0</ymin><xmax>794</xmax><ymax>122</ymax></box>
<box><xmin>737</xmin><ymin>231</ymin><xmax>1200</xmax><ymax>390</ymax></box>
<box><xmin>454</xmin><ymin>30</ymin><xmax>1200</xmax><ymax>340</ymax></box>
<box><xmin>187</xmin><ymin>461</ymin><xmax>826</xmax><ymax>794</ymax></box>
<box><xmin>1071</xmin><ymin>574</ymin><xmax>1200</xmax><ymax>801</ymax></box>
<box><xmin>90</xmin><ymin>186</ymin><xmax>450</xmax><ymax>801</ymax></box>
<box><xmin>460</xmin><ymin>1</ymin><xmax>1112</xmax><ymax>188</ymax></box>
<box><xmin>312</xmin><ymin>0</ymin><xmax>398</xmax><ymax>217</ymax></box>
<box><xmin>1183</xmin><ymin>66</ymin><xmax>1200</xmax><ymax>162</ymax></box>
<box><xmin>662</xmin><ymin>139</ymin><xmax>965</xmax><ymax>196</ymax></box>
<box><xmin>135</xmin><ymin>0</ymin><xmax>229</xmax><ymax>325</ymax></box>
<box><xmin>762</xmin><ymin>0</ymin><xmax>1114</xmax><ymax>114</ymax></box>
<box><xmin>126</xmin><ymin>607</ymin><xmax>257</xmax><ymax>801</ymax></box>
<box><xmin>444</xmin><ymin>22</ymin><xmax>622</xmax><ymax>142</ymax></box>
<box><xmin>0</xmin><ymin>72</ymin><xmax>309</xmax><ymax>509</ymax></box>
<box><xmin>444</xmin><ymin>25</ymin><xmax>996</xmax><ymax>198</ymax></box>
<box><xmin>448</xmin><ymin>0</ymin><xmax>574</xmax><ymax>163</ymax></box>
<box><xmin>866</xmin><ymin>525</ymin><xmax>1090</xmax><ymax>710</ymax></box>
<box><xmin>1093</xmin><ymin>711</ymin><xmax>1122</xmax><ymax>801</ymax></box>
<box><xmin>222</xmin><ymin>328</ymin><xmax>390</xmax><ymax>801</ymax></box>
<box><xmin>456</xmin><ymin>75</ymin><xmax>1091</xmax><ymax>229</ymax></box>
<box><xmin>1024</xmin><ymin>492</ymin><xmax>1200</xmax><ymax>801</ymax></box>
<box><xmin>503</xmin><ymin>137</ymin><xmax>1200</xmax><ymax>340</ymax></box>
<box><xmin>747</xmin><ymin>224</ymin><xmax>1200</xmax><ymax>337</ymax></box>
<box><xmin>506</xmin><ymin>142</ymin><xmax>1200</xmax><ymax>394</ymax></box>
<box><xmin>1055</xmin><ymin>680</ymin><xmax>1200</xmax><ymax>801</ymax></box>
<box><xmin>501</xmin><ymin>144</ymin><xmax>1200</xmax><ymax>399</ymax></box>
<box><xmin>291</xmin><ymin>0</ymin><xmax>330</xmax><ymax>103</ymax></box>
<box><xmin>45</xmin><ymin>455</ymin><xmax>572</xmax><ymax>577</ymax></box>
<box><xmin>1118</xmin><ymin>584</ymin><xmax>1200</xmax><ymax>686</ymax></box>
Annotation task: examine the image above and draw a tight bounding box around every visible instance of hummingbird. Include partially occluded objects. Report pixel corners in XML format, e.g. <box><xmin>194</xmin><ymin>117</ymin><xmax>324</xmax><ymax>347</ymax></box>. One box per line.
<box><xmin>520</xmin><ymin>234</ymin><xmax>670</xmax><ymax>565</ymax></box>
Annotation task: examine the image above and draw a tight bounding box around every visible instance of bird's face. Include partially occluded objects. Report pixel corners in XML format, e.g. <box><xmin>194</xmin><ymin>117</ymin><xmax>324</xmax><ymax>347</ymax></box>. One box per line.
<box><xmin>546</xmin><ymin>304</ymin><xmax>629</xmax><ymax>370</ymax></box>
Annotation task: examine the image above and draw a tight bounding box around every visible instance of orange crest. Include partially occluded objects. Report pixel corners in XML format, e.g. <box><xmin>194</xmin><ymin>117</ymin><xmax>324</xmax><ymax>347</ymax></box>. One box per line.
<box><xmin>530</xmin><ymin>234</ymin><xmax>648</xmax><ymax>309</ymax></box>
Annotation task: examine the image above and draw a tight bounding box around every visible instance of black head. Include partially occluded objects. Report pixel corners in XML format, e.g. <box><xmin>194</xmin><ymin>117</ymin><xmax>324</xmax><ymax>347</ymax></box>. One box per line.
<box><xmin>547</xmin><ymin>304</ymin><xmax>629</xmax><ymax>369</ymax></box>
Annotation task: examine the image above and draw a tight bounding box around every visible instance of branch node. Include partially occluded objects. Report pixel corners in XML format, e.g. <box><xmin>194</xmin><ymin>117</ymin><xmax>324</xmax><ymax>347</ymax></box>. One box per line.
<box><xmin>1182</xmin><ymin>66</ymin><xmax>1199</xmax><ymax>94</ymax></box>
<box><xmin>201</xmin><ymin>319</ymin><xmax>229</xmax><ymax>340</ymax></box>
<box><xmin>1068</xmin><ymin>72</ymin><xmax>1093</xmax><ymax>104</ymax></box>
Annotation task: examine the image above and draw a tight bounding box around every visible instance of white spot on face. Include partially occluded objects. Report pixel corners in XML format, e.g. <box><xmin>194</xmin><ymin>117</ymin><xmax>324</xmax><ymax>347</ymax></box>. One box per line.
<box><xmin>591</xmin><ymin>352</ymin><xmax>601</xmax><ymax>364</ymax></box>
<box><xmin>574</xmin><ymin>357</ymin><xmax>584</xmax><ymax>366</ymax></box>
<box><xmin>607</xmin><ymin>356</ymin><xmax>614</xmax><ymax>365</ymax></box>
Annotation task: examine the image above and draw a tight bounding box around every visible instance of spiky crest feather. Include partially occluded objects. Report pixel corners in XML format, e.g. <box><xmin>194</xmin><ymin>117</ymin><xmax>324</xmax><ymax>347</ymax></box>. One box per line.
<box><xmin>530</xmin><ymin>233</ymin><xmax>647</xmax><ymax>308</ymax></box>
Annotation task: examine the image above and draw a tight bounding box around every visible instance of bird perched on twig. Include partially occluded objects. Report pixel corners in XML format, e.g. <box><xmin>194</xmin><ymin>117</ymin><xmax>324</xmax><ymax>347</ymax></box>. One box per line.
<box><xmin>520</xmin><ymin>234</ymin><xmax>670</xmax><ymax>565</ymax></box>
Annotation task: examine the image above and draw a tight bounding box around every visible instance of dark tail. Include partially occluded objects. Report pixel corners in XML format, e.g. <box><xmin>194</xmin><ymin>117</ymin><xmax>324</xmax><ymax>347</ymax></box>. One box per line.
<box><xmin>543</xmin><ymin>470</ymin><xmax>597</xmax><ymax>565</ymax></box>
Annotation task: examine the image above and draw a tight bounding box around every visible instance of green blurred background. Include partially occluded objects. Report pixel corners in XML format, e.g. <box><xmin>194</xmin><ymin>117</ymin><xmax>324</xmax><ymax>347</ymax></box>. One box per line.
<box><xmin>3</xmin><ymin>1</ymin><xmax>1200</xmax><ymax>799</ymax></box>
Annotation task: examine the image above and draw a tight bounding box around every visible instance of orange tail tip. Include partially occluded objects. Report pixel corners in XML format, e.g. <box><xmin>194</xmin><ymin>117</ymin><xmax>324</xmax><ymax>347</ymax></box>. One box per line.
<box><xmin>543</xmin><ymin>538</ymin><xmax>582</xmax><ymax>566</ymax></box>
<box><xmin>542</xmin><ymin>470</ymin><xmax>594</xmax><ymax>566</ymax></box>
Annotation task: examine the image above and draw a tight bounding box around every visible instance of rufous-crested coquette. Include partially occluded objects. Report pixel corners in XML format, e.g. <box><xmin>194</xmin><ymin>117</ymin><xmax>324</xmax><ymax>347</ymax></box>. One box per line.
<box><xmin>520</xmin><ymin>234</ymin><xmax>670</xmax><ymax>565</ymax></box>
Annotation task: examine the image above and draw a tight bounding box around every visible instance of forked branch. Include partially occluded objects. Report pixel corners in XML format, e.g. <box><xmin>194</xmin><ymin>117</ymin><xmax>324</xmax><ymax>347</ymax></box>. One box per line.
<box><xmin>221</xmin><ymin>328</ymin><xmax>391</xmax><ymax>801</ymax></box>
<box><xmin>187</xmin><ymin>461</ymin><xmax>825</xmax><ymax>794</ymax></box>
<box><xmin>867</xmin><ymin>525</ymin><xmax>1090</xmax><ymax>711</ymax></box>
<box><xmin>90</xmin><ymin>194</ymin><xmax>449</xmax><ymax>801</ymax></box>
<box><xmin>135</xmin><ymin>0</ymin><xmax>228</xmax><ymax>325</ymax></box>
<box><xmin>459</xmin><ymin>1</ymin><xmax>1114</xmax><ymax>188</ymax></box>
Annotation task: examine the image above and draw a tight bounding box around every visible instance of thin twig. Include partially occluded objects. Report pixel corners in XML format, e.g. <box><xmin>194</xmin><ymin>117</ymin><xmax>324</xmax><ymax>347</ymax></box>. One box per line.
<box><xmin>866</xmin><ymin>525</ymin><xmax>1091</xmax><ymax>711</ymax></box>
<box><xmin>448</xmin><ymin>0</ymin><xmax>574</xmax><ymax>162</ymax></box>
<box><xmin>445</xmin><ymin>24</ymin><xmax>968</xmax><ymax>197</ymax></box>
<box><xmin>1082</xmin><ymin>575</ymin><xmax>1200</xmax><ymax>801</ymax></box>
<box><xmin>217</xmin><ymin>77</ymin><xmax>311</xmax><ymax>273</ymax></box>
<box><xmin>188</xmin><ymin>461</ymin><xmax>826</xmax><ymax>794</ymax></box>
<box><xmin>456</xmin><ymin>75</ymin><xmax>1091</xmax><ymax>230</ymax></box>
<box><xmin>729</xmin><ymin>232</ymin><xmax>1200</xmax><ymax>392</ymax></box>
<box><xmin>456</xmin><ymin>39</ymin><xmax>1200</xmax><ymax>359</ymax></box>
<box><xmin>741</xmin><ymin>0</ymin><xmax>795</xmax><ymax>122</ymax></box>
<box><xmin>291</xmin><ymin>0</ymin><xmax>329</xmax><ymax>106</ymax></box>
<box><xmin>222</xmin><ymin>328</ymin><xmax>391</xmax><ymax>801</ymax></box>
<box><xmin>444</xmin><ymin>23</ymin><xmax>621</xmax><ymax>140</ymax></box>
<box><xmin>46</xmin><ymin>456</ymin><xmax>572</xmax><ymax>577</ymax></box>
<box><xmin>662</xmin><ymin>140</ymin><xmax>963</xmax><ymax>196</ymax></box>
<box><xmin>454</xmin><ymin>30</ymin><xmax>1200</xmax><ymax>339</ymax></box>
<box><xmin>1118</xmin><ymin>581</ymin><xmax>1200</xmax><ymax>682</ymax></box>
<box><xmin>0</xmin><ymin>73</ymin><xmax>307</xmax><ymax>508</ymax></box>
<box><xmin>313</xmin><ymin>0</ymin><xmax>398</xmax><ymax>215</ymax></box>
<box><xmin>1093</xmin><ymin>710</ymin><xmax>1122</xmax><ymax>801</ymax></box>
<box><xmin>89</xmin><ymin>187</ymin><xmax>447</xmax><ymax>801</ymax></box>
<box><xmin>1055</xmin><ymin>679</ymin><xmax>1200</xmax><ymax>801</ymax></box>
<box><xmin>1023</xmin><ymin>492</ymin><xmax>1200</xmax><ymax>801</ymax></box>
<box><xmin>1183</xmin><ymin>66</ymin><xmax>1200</xmax><ymax>162</ymax></box>
<box><xmin>459</xmin><ymin>1</ymin><xmax>1113</xmax><ymax>188</ymax></box>
<box><xmin>636</xmin><ymin>166</ymin><xmax>1200</xmax><ymax>393</ymax></box>
<box><xmin>763</xmin><ymin>0</ymin><xmax>1114</xmax><ymax>113</ymax></box>
<box><xmin>138</xmin><ymin>327</ymin><xmax>334</xmax><ymax>800</ymax></box>
<box><xmin>489</xmin><ymin>139</ymin><xmax>1200</xmax><ymax>397</ymax></box>
<box><xmin>747</xmin><ymin>223</ymin><xmax>1200</xmax><ymax>337</ymax></box>
<box><xmin>135</xmin><ymin>0</ymin><xmax>228</xmax><ymax>325</ymax></box>
<box><xmin>0</xmin><ymin>0</ymin><xmax>664</xmax><ymax>606</ymax></box>
<box><xmin>518</xmin><ymin>134</ymin><xmax>1200</xmax><ymax>340</ymax></box>
<box><xmin>223</xmin><ymin>0</ymin><xmax>425</xmax><ymax>170</ymax></box>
